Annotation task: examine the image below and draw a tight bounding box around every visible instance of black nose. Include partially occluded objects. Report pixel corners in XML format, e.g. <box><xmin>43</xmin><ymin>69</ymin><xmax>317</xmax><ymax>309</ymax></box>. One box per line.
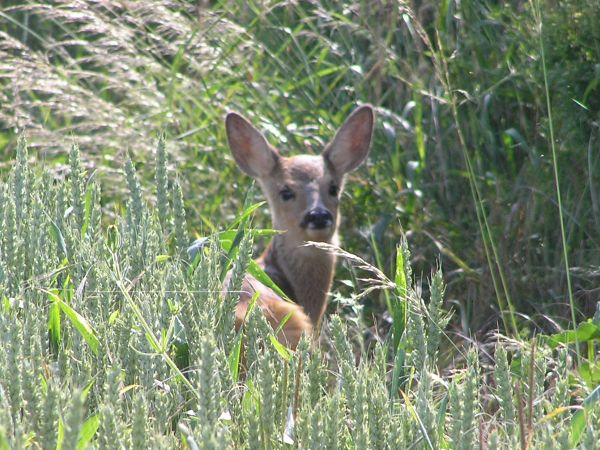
<box><xmin>302</xmin><ymin>208</ymin><xmax>333</xmax><ymax>229</ymax></box>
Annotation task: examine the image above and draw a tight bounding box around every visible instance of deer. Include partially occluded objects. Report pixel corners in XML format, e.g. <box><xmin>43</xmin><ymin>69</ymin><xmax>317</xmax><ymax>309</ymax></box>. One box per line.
<box><xmin>225</xmin><ymin>104</ymin><xmax>375</xmax><ymax>349</ymax></box>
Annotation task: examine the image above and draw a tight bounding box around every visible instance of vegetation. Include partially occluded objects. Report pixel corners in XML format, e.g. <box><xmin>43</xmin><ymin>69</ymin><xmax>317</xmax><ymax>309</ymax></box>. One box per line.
<box><xmin>0</xmin><ymin>0</ymin><xmax>599</xmax><ymax>448</ymax></box>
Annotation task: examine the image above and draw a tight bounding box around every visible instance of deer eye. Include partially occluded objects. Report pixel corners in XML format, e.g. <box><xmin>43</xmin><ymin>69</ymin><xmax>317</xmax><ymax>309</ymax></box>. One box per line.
<box><xmin>280</xmin><ymin>187</ymin><xmax>295</xmax><ymax>201</ymax></box>
<box><xmin>328</xmin><ymin>184</ymin><xmax>339</xmax><ymax>197</ymax></box>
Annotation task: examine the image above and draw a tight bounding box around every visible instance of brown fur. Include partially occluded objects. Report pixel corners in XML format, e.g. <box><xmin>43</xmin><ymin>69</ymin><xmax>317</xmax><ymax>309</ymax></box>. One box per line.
<box><xmin>225</xmin><ymin>105</ymin><xmax>375</xmax><ymax>349</ymax></box>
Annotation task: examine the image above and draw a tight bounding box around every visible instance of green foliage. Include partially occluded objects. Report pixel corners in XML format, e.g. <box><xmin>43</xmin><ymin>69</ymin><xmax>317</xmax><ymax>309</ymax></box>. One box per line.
<box><xmin>1</xmin><ymin>0</ymin><xmax>599</xmax><ymax>447</ymax></box>
<box><xmin>0</xmin><ymin>139</ymin><xmax>594</xmax><ymax>448</ymax></box>
<box><xmin>1</xmin><ymin>0</ymin><xmax>598</xmax><ymax>332</ymax></box>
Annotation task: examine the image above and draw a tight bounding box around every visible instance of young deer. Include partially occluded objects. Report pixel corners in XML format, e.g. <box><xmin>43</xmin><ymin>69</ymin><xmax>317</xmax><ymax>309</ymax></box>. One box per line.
<box><xmin>225</xmin><ymin>105</ymin><xmax>374</xmax><ymax>349</ymax></box>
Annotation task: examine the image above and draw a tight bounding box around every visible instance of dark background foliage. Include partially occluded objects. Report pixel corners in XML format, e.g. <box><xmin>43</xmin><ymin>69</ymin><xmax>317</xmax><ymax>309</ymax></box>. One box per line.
<box><xmin>1</xmin><ymin>0</ymin><xmax>598</xmax><ymax>339</ymax></box>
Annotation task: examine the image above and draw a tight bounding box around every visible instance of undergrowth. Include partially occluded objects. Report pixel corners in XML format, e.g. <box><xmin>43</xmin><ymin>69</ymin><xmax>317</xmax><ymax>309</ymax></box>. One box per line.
<box><xmin>0</xmin><ymin>137</ymin><xmax>598</xmax><ymax>448</ymax></box>
<box><xmin>1</xmin><ymin>0</ymin><xmax>600</xmax><ymax>448</ymax></box>
<box><xmin>1</xmin><ymin>0</ymin><xmax>599</xmax><ymax>335</ymax></box>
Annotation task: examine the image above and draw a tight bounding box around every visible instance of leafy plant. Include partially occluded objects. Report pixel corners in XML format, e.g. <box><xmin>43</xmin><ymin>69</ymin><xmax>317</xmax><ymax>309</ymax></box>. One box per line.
<box><xmin>1</xmin><ymin>0</ymin><xmax>599</xmax><ymax>447</ymax></box>
<box><xmin>0</xmin><ymin>137</ymin><xmax>595</xmax><ymax>448</ymax></box>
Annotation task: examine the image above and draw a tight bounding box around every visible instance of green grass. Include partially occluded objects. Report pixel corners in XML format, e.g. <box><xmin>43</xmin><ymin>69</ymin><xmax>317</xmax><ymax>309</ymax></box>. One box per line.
<box><xmin>1</xmin><ymin>0</ymin><xmax>600</xmax><ymax>448</ymax></box>
<box><xmin>2</xmin><ymin>0</ymin><xmax>597</xmax><ymax>332</ymax></box>
<box><xmin>0</xmin><ymin>135</ymin><xmax>598</xmax><ymax>448</ymax></box>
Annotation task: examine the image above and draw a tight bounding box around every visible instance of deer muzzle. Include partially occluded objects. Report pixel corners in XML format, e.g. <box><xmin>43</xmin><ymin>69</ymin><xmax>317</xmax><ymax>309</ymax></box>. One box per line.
<box><xmin>301</xmin><ymin>207</ymin><xmax>334</xmax><ymax>230</ymax></box>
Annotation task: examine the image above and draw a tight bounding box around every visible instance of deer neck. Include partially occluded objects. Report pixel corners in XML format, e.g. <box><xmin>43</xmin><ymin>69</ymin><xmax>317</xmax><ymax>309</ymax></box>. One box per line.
<box><xmin>259</xmin><ymin>233</ymin><xmax>337</xmax><ymax>326</ymax></box>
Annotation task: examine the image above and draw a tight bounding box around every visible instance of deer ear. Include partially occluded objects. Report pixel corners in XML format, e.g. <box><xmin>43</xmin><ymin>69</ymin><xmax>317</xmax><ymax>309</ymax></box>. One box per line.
<box><xmin>226</xmin><ymin>112</ymin><xmax>279</xmax><ymax>178</ymax></box>
<box><xmin>323</xmin><ymin>105</ymin><xmax>374</xmax><ymax>174</ymax></box>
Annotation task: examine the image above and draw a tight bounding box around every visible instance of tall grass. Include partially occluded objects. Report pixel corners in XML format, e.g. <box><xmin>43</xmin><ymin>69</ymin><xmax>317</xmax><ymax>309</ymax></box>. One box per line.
<box><xmin>531</xmin><ymin>0</ymin><xmax>580</xmax><ymax>362</ymax></box>
<box><xmin>0</xmin><ymin>137</ymin><xmax>598</xmax><ymax>447</ymax></box>
<box><xmin>1</xmin><ymin>0</ymin><xmax>599</xmax><ymax>447</ymax></box>
<box><xmin>2</xmin><ymin>0</ymin><xmax>598</xmax><ymax>336</ymax></box>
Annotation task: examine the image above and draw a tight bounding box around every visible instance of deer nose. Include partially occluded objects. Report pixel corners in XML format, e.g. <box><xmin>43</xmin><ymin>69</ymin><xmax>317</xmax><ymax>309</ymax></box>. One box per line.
<box><xmin>302</xmin><ymin>207</ymin><xmax>333</xmax><ymax>230</ymax></box>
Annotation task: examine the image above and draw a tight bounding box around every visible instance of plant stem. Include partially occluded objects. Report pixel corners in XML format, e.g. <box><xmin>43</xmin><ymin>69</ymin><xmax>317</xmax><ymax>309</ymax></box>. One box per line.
<box><xmin>532</xmin><ymin>0</ymin><xmax>580</xmax><ymax>365</ymax></box>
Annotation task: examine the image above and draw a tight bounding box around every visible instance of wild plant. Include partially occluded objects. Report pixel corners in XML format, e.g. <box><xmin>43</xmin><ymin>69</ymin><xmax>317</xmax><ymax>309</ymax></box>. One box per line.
<box><xmin>0</xmin><ymin>136</ymin><xmax>598</xmax><ymax>448</ymax></box>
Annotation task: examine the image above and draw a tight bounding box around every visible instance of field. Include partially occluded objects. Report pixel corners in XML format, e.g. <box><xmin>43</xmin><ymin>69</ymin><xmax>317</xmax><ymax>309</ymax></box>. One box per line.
<box><xmin>0</xmin><ymin>0</ymin><xmax>599</xmax><ymax>448</ymax></box>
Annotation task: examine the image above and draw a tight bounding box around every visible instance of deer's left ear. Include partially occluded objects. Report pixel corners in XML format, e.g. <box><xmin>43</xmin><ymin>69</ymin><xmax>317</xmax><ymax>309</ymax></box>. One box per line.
<box><xmin>225</xmin><ymin>112</ymin><xmax>279</xmax><ymax>178</ymax></box>
<box><xmin>323</xmin><ymin>104</ymin><xmax>374</xmax><ymax>174</ymax></box>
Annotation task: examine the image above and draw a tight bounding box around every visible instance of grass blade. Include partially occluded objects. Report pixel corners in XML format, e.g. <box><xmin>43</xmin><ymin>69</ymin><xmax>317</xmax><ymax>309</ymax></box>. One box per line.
<box><xmin>45</xmin><ymin>289</ymin><xmax>100</xmax><ymax>356</ymax></box>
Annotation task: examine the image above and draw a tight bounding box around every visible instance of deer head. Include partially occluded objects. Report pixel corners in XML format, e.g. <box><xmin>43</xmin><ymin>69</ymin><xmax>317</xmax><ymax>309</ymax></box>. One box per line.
<box><xmin>225</xmin><ymin>105</ymin><xmax>374</xmax><ymax>248</ymax></box>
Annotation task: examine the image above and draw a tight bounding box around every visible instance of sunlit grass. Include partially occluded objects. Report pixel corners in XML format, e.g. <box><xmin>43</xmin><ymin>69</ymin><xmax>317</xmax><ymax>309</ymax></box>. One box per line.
<box><xmin>0</xmin><ymin>0</ymin><xmax>599</xmax><ymax>447</ymax></box>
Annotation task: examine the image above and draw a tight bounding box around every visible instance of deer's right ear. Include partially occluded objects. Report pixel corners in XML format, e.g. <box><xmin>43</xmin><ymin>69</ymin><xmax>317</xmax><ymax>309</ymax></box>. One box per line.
<box><xmin>226</xmin><ymin>112</ymin><xmax>279</xmax><ymax>178</ymax></box>
<box><xmin>322</xmin><ymin>105</ymin><xmax>374</xmax><ymax>175</ymax></box>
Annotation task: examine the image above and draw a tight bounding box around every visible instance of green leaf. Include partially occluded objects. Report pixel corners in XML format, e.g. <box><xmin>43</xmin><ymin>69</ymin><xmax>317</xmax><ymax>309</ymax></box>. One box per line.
<box><xmin>247</xmin><ymin>260</ymin><xmax>290</xmax><ymax>301</ymax></box>
<box><xmin>218</xmin><ymin>229</ymin><xmax>289</xmax><ymax>301</ymax></box>
<box><xmin>48</xmin><ymin>219</ymin><xmax>68</xmax><ymax>257</ymax></box>
<box><xmin>541</xmin><ymin>320</ymin><xmax>600</xmax><ymax>349</ymax></box>
<box><xmin>269</xmin><ymin>335</ymin><xmax>292</xmax><ymax>362</ymax></box>
<box><xmin>273</xmin><ymin>311</ymin><xmax>292</xmax><ymax>335</ymax></box>
<box><xmin>228</xmin><ymin>334</ymin><xmax>243</xmax><ymax>383</ymax></box>
<box><xmin>394</xmin><ymin>244</ymin><xmax>407</xmax><ymax>296</ymax></box>
<box><xmin>82</xmin><ymin>379</ymin><xmax>95</xmax><ymax>400</ymax></box>
<box><xmin>219</xmin><ymin>228</ymin><xmax>279</xmax><ymax>245</ymax></box>
<box><xmin>226</xmin><ymin>201</ymin><xmax>266</xmax><ymax>231</ymax></box>
<box><xmin>46</xmin><ymin>289</ymin><xmax>100</xmax><ymax>356</ymax></box>
<box><xmin>413</xmin><ymin>90</ymin><xmax>426</xmax><ymax>170</ymax></box>
<box><xmin>172</xmin><ymin>339</ymin><xmax>189</xmax><ymax>372</ymax></box>
<box><xmin>241</xmin><ymin>379</ymin><xmax>259</xmax><ymax>416</ymax></box>
<box><xmin>389</xmin><ymin>244</ymin><xmax>408</xmax><ymax>351</ymax></box>
<box><xmin>106</xmin><ymin>224</ymin><xmax>120</xmax><ymax>252</ymax></box>
<box><xmin>81</xmin><ymin>182</ymin><xmax>93</xmax><ymax>237</ymax></box>
<box><xmin>399</xmin><ymin>389</ymin><xmax>435</xmax><ymax>450</ymax></box>
<box><xmin>155</xmin><ymin>254</ymin><xmax>171</xmax><ymax>263</ymax></box>
<box><xmin>580</xmin><ymin>362</ymin><xmax>600</xmax><ymax>386</ymax></box>
<box><xmin>48</xmin><ymin>296</ymin><xmax>61</xmax><ymax>354</ymax></box>
<box><xmin>146</xmin><ymin>332</ymin><xmax>162</xmax><ymax>353</ymax></box>
<box><xmin>245</xmin><ymin>291</ymin><xmax>261</xmax><ymax>319</ymax></box>
<box><xmin>108</xmin><ymin>309</ymin><xmax>120</xmax><ymax>325</ymax></box>
<box><xmin>57</xmin><ymin>417</ymin><xmax>65</xmax><ymax>450</ymax></box>
<box><xmin>1</xmin><ymin>296</ymin><xmax>10</xmax><ymax>313</ymax></box>
<box><xmin>436</xmin><ymin>392</ymin><xmax>450</xmax><ymax>448</ymax></box>
<box><xmin>221</xmin><ymin>227</ymin><xmax>246</xmax><ymax>279</ymax></box>
<box><xmin>570</xmin><ymin>384</ymin><xmax>600</xmax><ymax>447</ymax></box>
<box><xmin>77</xmin><ymin>414</ymin><xmax>100</xmax><ymax>450</ymax></box>
<box><xmin>391</xmin><ymin>332</ymin><xmax>407</xmax><ymax>398</ymax></box>
<box><xmin>0</xmin><ymin>429</ymin><xmax>10</xmax><ymax>450</ymax></box>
